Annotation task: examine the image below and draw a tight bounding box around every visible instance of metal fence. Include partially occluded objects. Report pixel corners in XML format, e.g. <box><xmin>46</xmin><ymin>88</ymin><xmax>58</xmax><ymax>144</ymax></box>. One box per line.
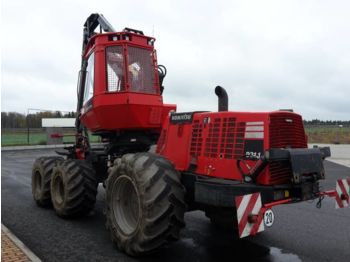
<box><xmin>1</xmin><ymin>127</ymin><xmax>76</xmax><ymax>146</ymax></box>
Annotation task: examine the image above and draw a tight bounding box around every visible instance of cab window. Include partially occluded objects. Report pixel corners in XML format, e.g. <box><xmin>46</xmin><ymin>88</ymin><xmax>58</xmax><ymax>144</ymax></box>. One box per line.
<box><xmin>84</xmin><ymin>52</ymin><xmax>95</xmax><ymax>103</ymax></box>
<box><xmin>106</xmin><ymin>46</ymin><xmax>125</xmax><ymax>92</ymax></box>
<box><xmin>127</xmin><ymin>47</ymin><xmax>157</xmax><ymax>94</ymax></box>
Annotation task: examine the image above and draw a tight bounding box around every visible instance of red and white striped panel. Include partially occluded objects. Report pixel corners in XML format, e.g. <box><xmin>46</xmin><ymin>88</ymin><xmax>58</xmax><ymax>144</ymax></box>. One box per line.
<box><xmin>335</xmin><ymin>178</ymin><xmax>350</xmax><ymax>209</ymax></box>
<box><xmin>235</xmin><ymin>193</ymin><xmax>264</xmax><ymax>238</ymax></box>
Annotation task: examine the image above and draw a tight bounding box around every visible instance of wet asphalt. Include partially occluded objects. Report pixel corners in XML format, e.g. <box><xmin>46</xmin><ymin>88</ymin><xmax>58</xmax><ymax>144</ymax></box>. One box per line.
<box><xmin>1</xmin><ymin>149</ymin><xmax>350</xmax><ymax>262</ymax></box>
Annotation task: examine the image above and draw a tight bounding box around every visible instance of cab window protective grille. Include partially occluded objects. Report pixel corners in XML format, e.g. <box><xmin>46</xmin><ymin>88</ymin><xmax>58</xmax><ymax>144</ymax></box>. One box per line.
<box><xmin>127</xmin><ymin>47</ymin><xmax>157</xmax><ymax>94</ymax></box>
<box><xmin>106</xmin><ymin>46</ymin><xmax>125</xmax><ymax>92</ymax></box>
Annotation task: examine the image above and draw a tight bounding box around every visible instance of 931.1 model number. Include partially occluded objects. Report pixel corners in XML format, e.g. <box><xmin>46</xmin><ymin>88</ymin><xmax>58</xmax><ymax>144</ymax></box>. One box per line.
<box><xmin>245</xmin><ymin>151</ymin><xmax>261</xmax><ymax>159</ymax></box>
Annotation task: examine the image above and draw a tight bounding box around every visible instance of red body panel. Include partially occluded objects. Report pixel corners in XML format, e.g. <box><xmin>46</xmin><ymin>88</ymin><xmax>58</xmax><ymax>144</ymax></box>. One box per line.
<box><xmin>157</xmin><ymin>111</ymin><xmax>307</xmax><ymax>185</ymax></box>
<box><xmin>80</xmin><ymin>92</ymin><xmax>175</xmax><ymax>132</ymax></box>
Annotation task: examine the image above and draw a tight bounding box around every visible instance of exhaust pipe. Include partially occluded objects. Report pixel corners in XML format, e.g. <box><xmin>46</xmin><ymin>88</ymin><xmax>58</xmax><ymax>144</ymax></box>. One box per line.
<box><xmin>215</xmin><ymin>86</ymin><xmax>228</xmax><ymax>111</ymax></box>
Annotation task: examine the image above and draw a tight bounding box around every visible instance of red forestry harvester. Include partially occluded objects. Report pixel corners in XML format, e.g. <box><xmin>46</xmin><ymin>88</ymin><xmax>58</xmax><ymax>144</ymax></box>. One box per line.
<box><xmin>32</xmin><ymin>14</ymin><xmax>350</xmax><ymax>256</ymax></box>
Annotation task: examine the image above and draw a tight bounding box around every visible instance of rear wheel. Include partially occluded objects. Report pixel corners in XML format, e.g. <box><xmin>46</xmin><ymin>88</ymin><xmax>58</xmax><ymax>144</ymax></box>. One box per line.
<box><xmin>51</xmin><ymin>159</ymin><xmax>98</xmax><ymax>218</ymax></box>
<box><xmin>106</xmin><ymin>153</ymin><xmax>186</xmax><ymax>256</ymax></box>
<box><xmin>31</xmin><ymin>156</ymin><xmax>63</xmax><ymax>207</ymax></box>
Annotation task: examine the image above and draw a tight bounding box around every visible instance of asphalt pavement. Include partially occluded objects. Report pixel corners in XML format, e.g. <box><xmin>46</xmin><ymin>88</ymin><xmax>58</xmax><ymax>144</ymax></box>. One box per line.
<box><xmin>1</xmin><ymin>149</ymin><xmax>350</xmax><ymax>262</ymax></box>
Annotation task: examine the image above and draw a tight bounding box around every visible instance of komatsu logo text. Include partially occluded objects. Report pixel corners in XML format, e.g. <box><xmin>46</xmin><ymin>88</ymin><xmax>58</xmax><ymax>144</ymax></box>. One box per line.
<box><xmin>170</xmin><ymin>113</ymin><xmax>193</xmax><ymax>124</ymax></box>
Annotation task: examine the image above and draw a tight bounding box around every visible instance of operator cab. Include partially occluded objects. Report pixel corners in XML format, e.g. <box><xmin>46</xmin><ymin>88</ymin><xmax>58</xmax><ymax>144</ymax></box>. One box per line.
<box><xmin>77</xmin><ymin>17</ymin><xmax>175</xmax><ymax>135</ymax></box>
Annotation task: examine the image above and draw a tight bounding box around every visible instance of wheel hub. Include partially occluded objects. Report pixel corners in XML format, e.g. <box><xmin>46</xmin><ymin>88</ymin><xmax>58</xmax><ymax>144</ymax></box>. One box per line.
<box><xmin>112</xmin><ymin>176</ymin><xmax>140</xmax><ymax>235</ymax></box>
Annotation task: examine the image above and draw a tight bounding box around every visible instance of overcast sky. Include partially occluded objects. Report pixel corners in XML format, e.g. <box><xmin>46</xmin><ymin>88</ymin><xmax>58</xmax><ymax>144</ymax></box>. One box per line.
<box><xmin>1</xmin><ymin>0</ymin><xmax>350</xmax><ymax>120</ymax></box>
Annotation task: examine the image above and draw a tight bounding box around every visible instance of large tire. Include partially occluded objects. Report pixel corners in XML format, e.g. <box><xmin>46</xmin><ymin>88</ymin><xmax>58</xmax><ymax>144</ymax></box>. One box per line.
<box><xmin>51</xmin><ymin>159</ymin><xmax>98</xmax><ymax>218</ymax></box>
<box><xmin>32</xmin><ymin>156</ymin><xmax>63</xmax><ymax>207</ymax></box>
<box><xmin>106</xmin><ymin>153</ymin><xmax>186</xmax><ymax>256</ymax></box>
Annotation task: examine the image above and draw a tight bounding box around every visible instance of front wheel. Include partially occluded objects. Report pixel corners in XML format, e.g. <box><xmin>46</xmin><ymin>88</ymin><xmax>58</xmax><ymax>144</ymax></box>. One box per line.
<box><xmin>106</xmin><ymin>153</ymin><xmax>186</xmax><ymax>256</ymax></box>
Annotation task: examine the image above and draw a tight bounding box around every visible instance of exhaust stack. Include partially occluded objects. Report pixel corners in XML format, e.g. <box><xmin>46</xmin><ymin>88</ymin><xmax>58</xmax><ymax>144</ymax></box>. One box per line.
<box><xmin>215</xmin><ymin>86</ymin><xmax>228</xmax><ymax>112</ymax></box>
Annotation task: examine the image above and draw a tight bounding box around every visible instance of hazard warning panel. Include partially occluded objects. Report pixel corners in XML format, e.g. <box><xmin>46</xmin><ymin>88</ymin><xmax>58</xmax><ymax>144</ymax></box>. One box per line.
<box><xmin>335</xmin><ymin>178</ymin><xmax>350</xmax><ymax>209</ymax></box>
<box><xmin>235</xmin><ymin>192</ymin><xmax>265</xmax><ymax>238</ymax></box>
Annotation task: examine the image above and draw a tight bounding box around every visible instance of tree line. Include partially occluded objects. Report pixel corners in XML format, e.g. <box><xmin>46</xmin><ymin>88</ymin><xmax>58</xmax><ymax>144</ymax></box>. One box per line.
<box><xmin>1</xmin><ymin>111</ymin><xmax>77</xmax><ymax>129</ymax></box>
<box><xmin>303</xmin><ymin>119</ymin><xmax>350</xmax><ymax>126</ymax></box>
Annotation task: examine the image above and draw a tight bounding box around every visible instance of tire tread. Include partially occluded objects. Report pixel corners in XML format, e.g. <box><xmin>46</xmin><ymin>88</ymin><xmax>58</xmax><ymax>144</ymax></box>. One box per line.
<box><xmin>106</xmin><ymin>152</ymin><xmax>186</xmax><ymax>256</ymax></box>
<box><xmin>51</xmin><ymin>159</ymin><xmax>98</xmax><ymax>217</ymax></box>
